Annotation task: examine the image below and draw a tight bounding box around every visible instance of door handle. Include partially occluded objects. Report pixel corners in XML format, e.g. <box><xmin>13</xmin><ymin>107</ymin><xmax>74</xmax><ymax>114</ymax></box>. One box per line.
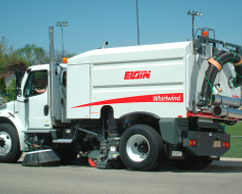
<box><xmin>44</xmin><ymin>105</ymin><xmax>49</xmax><ymax>116</ymax></box>
<box><xmin>24</xmin><ymin>99</ymin><xmax>29</xmax><ymax>103</ymax></box>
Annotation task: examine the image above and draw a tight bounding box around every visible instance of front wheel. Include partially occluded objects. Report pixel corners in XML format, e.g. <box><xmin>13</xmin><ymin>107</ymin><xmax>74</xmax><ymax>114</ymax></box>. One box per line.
<box><xmin>119</xmin><ymin>124</ymin><xmax>165</xmax><ymax>171</ymax></box>
<box><xmin>0</xmin><ymin>123</ymin><xmax>22</xmax><ymax>163</ymax></box>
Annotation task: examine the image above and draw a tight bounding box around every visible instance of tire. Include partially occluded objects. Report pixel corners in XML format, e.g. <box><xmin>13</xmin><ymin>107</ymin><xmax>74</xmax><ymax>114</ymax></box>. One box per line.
<box><xmin>119</xmin><ymin>124</ymin><xmax>165</xmax><ymax>171</ymax></box>
<box><xmin>171</xmin><ymin>156</ymin><xmax>212</xmax><ymax>170</ymax></box>
<box><xmin>0</xmin><ymin>123</ymin><xmax>22</xmax><ymax>163</ymax></box>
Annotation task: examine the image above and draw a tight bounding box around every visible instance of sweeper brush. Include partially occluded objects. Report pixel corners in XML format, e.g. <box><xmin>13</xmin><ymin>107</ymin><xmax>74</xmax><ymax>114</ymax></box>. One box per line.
<box><xmin>22</xmin><ymin>149</ymin><xmax>60</xmax><ymax>166</ymax></box>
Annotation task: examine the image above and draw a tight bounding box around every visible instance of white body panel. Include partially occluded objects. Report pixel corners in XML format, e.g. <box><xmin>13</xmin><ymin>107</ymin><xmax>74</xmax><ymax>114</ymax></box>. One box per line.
<box><xmin>67</xmin><ymin>42</ymin><xmax>191</xmax><ymax>119</ymax></box>
<box><xmin>90</xmin><ymin>58</ymin><xmax>185</xmax><ymax>118</ymax></box>
<box><xmin>67</xmin><ymin>64</ymin><xmax>90</xmax><ymax>118</ymax></box>
<box><xmin>67</xmin><ymin>41</ymin><xmax>240</xmax><ymax>119</ymax></box>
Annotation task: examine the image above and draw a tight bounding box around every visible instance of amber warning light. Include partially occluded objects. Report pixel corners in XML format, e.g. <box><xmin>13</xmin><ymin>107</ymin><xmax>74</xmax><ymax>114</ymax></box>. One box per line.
<box><xmin>202</xmin><ymin>31</ymin><xmax>209</xmax><ymax>37</ymax></box>
<box><xmin>63</xmin><ymin>58</ymin><xmax>68</xmax><ymax>63</ymax></box>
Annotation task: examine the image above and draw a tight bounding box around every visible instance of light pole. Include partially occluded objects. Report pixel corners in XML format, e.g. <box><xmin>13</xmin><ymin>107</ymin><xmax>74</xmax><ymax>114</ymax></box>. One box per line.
<box><xmin>187</xmin><ymin>11</ymin><xmax>202</xmax><ymax>42</ymax></box>
<box><xmin>136</xmin><ymin>0</ymin><xmax>140</xmax><ymax>45</ymax></box>
<box><xmin>56</xmin><ymin>21</ymin><xmax>68</xmax><ymax>57</ymax></box>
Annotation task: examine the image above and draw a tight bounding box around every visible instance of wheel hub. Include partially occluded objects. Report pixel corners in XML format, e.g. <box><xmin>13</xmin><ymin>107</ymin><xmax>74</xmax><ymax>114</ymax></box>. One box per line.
<box><xmin>0</xmin><ymin>132</ymin><xmax>12</xmax><ymax>155</ymax></box>
<box><xmin>126</xmin><ymin>135</ymin><xmax>150</xmax><ymax>162</ymax></box>
<box><xmin>0</xmin><ymin>138</ymin><xmax>5</xmax><ymax>147</ymax></box>
<box><xmin>137</xmin><ymin>142</ymin><xmax>148</xmax><ymax>154</ymax></box>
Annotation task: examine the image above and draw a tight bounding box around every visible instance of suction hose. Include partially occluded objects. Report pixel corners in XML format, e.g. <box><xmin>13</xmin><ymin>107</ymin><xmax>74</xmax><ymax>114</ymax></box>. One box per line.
<box><xmin>197</xmin><ymin>51</ymin><xmax>242</xmax><ymax>107</ymax></box>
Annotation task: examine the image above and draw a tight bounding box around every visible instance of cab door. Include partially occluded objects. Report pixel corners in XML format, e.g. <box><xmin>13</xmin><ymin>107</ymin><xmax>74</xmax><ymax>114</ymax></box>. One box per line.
<box><xmin>22</xmin><ymin>70</ymin><xmax>51</xmax><ymax>129</ymax></box>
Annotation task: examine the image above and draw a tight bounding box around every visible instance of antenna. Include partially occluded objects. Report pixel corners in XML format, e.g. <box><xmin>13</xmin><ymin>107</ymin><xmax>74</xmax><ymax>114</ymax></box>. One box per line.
<box><xmin>98</xmin><ymin>41</ymin><xmax>108</xmax><ymax>49</ymax></box>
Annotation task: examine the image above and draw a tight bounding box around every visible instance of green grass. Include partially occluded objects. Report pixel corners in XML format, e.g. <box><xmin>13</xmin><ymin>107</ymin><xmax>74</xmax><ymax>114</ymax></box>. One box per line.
<box><xmin>224</xmin><ymin>122</ymin><xmax>242</xmax><ymax>136</ymax></box>
<box><xmin>223</xmin><ymin>137</ymin><xmax>242</xmax><ymax>158</ymax></box>
<box><xmin>223</xmin><ymin>122</ymin><xmax>242</xmax><ymax>158</ymax></box>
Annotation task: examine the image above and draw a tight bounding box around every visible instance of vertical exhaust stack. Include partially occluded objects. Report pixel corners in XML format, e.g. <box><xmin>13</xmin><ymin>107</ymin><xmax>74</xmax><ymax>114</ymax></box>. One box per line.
<box><xmin>49</xmin><ymin>26</ymin><xmax>56</xmax><ymax>124</ymax></box>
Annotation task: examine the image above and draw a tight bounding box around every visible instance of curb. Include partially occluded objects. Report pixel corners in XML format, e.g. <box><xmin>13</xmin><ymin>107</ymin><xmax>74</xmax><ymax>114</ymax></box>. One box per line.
<box><xmin>220</xmin><ymin>157</ymin><xmax>242</xmax><ymax>162</ymax></box>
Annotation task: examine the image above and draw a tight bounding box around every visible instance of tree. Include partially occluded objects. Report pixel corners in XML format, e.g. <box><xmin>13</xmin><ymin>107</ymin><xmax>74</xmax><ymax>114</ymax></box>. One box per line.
<box><xmin>6</xmin><ymin>79</ymin><xmax>16</xmax><ymax>101</ymax></box>
<box><xmin>4</xmin><ymin>62</ymin><xmax>27</xmax><ymax>75</ymax></box>
<box><xmin>0</xmin><ymin>36</ymin><xmax>18</xmax><ymax>72</ymax></box>
<box><xmin>1</xmin><ymin>38</ymin><xmax>76</xmax><ymax>74</ymax></box>
<box><xmin>66</xmin><ymin>53</ymin><xmax>76</xmax><ymax>58</ymax></box>
<box><xmin>16</xmin><ymin>44</ymin><xmax>49</xmax><ymax>67</ymax></box>
<box><xmin>54</xmin><ymin>49</ymin><xmax>76</xmax><ymax>63</ymax></box>
<box><xmin>0</xmin><ymin>76</ymin><xmax>6</xmax><ymax>94</ymax></box>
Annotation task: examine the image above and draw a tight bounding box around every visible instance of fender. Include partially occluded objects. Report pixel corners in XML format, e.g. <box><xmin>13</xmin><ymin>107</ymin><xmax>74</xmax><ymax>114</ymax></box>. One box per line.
<box><xmin>119</xmin><ymin>111</ymin><xmax>161</xmax><ymax>134</ymax></box>
<box><xmin>0</xmin><ymin>103</ymin><xmax>26</xmax><ymax>151</ymax></box>
<box><xmin>119</xmin><ymin>111</ymin><xmax>160</xmax><ymax>120</ymax></box>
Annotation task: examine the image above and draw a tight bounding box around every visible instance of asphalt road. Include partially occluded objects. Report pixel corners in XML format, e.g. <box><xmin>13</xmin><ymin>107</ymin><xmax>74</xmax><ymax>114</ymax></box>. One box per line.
<box><xmin>0</xmin><ymin>156</ymin><xmax>242</xmax><ymax>194</ymax></box>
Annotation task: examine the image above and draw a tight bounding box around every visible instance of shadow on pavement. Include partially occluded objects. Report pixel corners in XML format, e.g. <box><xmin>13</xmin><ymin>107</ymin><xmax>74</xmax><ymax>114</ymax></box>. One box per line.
<box><xmin>18</xmin><ymin>153</ymin><xmax>242</xmax><ymax>173</ymax></box>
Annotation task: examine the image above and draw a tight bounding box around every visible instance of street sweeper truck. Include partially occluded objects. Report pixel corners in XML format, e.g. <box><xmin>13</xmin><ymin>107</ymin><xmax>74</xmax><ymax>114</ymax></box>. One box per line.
<box><xmin>0</xmin><ymin>26</ymin><xmax>242</xmax><ymax>170</ymax></box>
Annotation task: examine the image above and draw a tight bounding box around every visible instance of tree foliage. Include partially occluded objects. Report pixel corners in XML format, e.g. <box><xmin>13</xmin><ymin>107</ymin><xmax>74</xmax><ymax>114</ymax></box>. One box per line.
<box><xmin>0</xmin><ymin>36</ymin><xmax>76</xmax><ymax>74</ymax></box>
<box><xmin>6</xmin><ymin>79</ymin><xmax>16</xmax><ymax>101</ymax></box>
<box><xmin>54</xmin><ymin>49</ymin><xmax>76</xmax><ymax>63</ymax></box>
<box><xmin>0</xmin><ymin>37</ymin><xmax>18</xmax><ymax>72</ymax></box>
<box><xmin>4</xmin><ymin>61</ymin><xmax>27</xmax><ymax>75</ymax></box>
<box><xmin>16</xmin><ymin>44</ymin><xmax>49</xmax><ymax>67</ymax></box>
<box><xmin>15</xmin><ymin>45</ymin><xmax>76</xmax><ymax>66</ymax></box>
<box><xmin>0</xmin><ymin>36</ymin><xmax>78</xmax><ymax>103</ymax></box>
<box><xmin>0</xmin><ymin>76</ymin><xmax>6</xmax><ymax>94</ymax></box>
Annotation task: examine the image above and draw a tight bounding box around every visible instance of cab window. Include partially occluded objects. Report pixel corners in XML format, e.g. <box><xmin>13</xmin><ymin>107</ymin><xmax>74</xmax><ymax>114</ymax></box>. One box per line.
<box><xmin>62</xmin><ymin>71</ymin><xmax>67</xmax><ymax>87</ymax></box>
<box><xmin>24</xmin><ymin>70</ymin><xmax>48</xmax><ymax>97</ymax></box>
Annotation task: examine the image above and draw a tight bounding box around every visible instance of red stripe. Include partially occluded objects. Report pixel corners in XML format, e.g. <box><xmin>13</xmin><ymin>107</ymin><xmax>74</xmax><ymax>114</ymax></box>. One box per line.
<box><xmin>72</xmin><ymin>93</ymin><xmax>183</xmax><ymax>109</ymax></box>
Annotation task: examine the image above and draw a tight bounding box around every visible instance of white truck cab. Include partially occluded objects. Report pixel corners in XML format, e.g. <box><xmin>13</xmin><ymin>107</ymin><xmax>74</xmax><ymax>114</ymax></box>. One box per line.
<box><xmin>0</xmin><ymin>63</ymin><xmax>67</xmax><ymax>162</ymax></box>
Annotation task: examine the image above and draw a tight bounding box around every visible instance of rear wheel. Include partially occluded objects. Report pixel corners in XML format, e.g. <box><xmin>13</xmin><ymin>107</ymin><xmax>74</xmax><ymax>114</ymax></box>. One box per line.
<box><xmin>119</xmin><ymin>124</ymin><xmax>165</xmax><ymax>171</ymax></box>
<box><xmin>0</xmin><ymin>123</ymin><xmax>22</xmax><ymax>163</ymax></box>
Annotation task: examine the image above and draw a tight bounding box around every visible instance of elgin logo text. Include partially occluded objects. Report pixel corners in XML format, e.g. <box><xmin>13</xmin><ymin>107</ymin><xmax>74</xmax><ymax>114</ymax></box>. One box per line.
<box><xmin>124</xmin><ymin>70</ymin><xmax>151</xmax><ymax>80</ymax></box>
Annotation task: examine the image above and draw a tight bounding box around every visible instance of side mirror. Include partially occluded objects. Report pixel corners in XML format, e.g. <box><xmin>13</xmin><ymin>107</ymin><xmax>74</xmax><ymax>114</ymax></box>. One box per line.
<box><xmin>15</xmin><ymin>70</ymin><xmax>22</xmax><ymax>89</ymax></box>
<box><xmin>16</xmin><ymin>89</ymin><xmax>22</xmax><ymax>97</ymax></box>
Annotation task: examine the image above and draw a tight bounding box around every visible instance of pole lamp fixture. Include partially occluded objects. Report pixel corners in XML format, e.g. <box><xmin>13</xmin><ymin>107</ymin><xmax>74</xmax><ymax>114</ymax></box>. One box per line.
<box><xmin>56</xmin><ymin>21</ymin><xmax>68</xmax><ymax>57</ymax></box>
<box><xmin>187</xmin><ymin>11</ymin><xmax>202</xmax><ymax>42</ymax></box>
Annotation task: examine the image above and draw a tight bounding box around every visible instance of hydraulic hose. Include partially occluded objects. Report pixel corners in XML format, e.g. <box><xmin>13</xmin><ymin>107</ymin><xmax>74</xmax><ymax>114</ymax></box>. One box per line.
<box><xmin>232</xmin><ymin>65</ymin><xmax>242</xmax><ymax>88</ymax></box>
<box><xmin>197</xmin><ymin>51</ymin><xmax>242</xmax><ymax>107</ymax></box>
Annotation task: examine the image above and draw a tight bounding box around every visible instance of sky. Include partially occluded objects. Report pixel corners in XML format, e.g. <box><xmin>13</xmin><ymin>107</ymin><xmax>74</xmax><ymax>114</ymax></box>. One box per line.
<box><xmin>1</xmin><ymin>0</ymin><xmax>242</xmax><ymax>55</ymax></box>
